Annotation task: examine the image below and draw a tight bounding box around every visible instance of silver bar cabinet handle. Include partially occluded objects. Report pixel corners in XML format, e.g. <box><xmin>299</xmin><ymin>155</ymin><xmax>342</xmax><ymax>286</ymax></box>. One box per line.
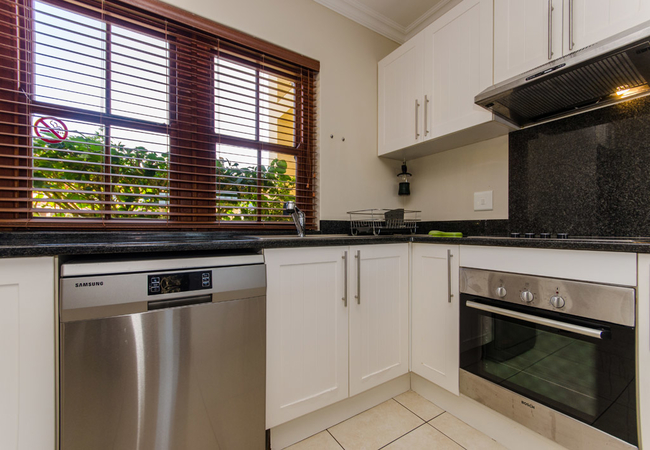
<box><xmin>548</xmin><ymin>0</ymin><xmax>553</xmax><ymax>59</ymax></box>
<box><xmin>424</xmin><ymin>95</ymin><xmax>429</xmax><ymax>136</ymax></box>
<box><xmin>415</xmin><ymin>99</ymin><xmax>420</xmax><ymax>139</ymax></box>
<box><xmin>355</xmin><ymin>250</ymin><xmax>361</xmax><ymax>304</ymax></box>
<box><xmin>342</xmin><ymin>251</ymin><xmax>348</xmax><ymax>307</ymax></box>
<box><xmin>466</xmin><ymin>301</ymin><xmax>606</xmax><ymax>340</ymax></box>
<box><xmin>447</xmin><ymin>249</ymin><xmax>453</xmax><ymax>303</ymax></box>
<box><xmin>569</xmin><ymin>0</ymin><xmax>574</xmax><ymax>51</ymax></box>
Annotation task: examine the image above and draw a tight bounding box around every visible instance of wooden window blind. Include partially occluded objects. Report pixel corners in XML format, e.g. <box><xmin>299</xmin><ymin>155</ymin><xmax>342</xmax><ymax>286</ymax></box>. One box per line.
<box><xmin>0</xmin><ymin>0</ymin><xmax>319</xmax><ymax>229</ymax></box>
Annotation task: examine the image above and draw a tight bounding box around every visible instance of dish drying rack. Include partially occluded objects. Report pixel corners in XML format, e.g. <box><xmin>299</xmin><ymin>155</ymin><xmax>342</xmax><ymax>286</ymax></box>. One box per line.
<box><xmin>347</xmin><ymin>209</ymin><xmax>420</xmax><ymax>235</ymax></box>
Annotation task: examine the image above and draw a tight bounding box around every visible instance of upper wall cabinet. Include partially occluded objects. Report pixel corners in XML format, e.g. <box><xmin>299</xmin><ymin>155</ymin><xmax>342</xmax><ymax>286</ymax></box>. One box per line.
<box><xmin>423</xmin><ymin>0</ymin><xmax>494</xmax><ymax>141</ymax></box>
<box><xmin>378</xmin><ymin>0</ymin><xmax>511</xmax><ymax>160</ymax></box>
<box><xmin>494</xmin><ymin>0</ymin><xmax>650</xmax><ymax>85</ymax></box>
<box><xmin>568</xmin><ymin>0</ymin><xmax>650</xmax><ymax>54</ymax></box>
<box><xmin>378</xmin><ymin>34</ymin><xmax>424</xmax><ymax>155</ymax></box>
<box><xmin>494</xmin><ymin>0</ymin><xmax>563</xmax><ymax>84</ymax></box>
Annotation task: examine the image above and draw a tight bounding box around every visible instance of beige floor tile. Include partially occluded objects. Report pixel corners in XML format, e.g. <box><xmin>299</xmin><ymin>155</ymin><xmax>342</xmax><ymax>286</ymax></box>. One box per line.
<box><xmin>430</xmin><ymin>413</ymin><xmax>507</xmax><ymax>450</ymax></box>
<box><xmin>328</xmin><ymin>399</ymin><xmax>424</xmax><ymax>450</ymax></box>
<box><xmin>393</xmin><ymin>390</ymin><xmax>445</xmax><ymax>421</ymax></box>
<box><xmin>382</xmin><ymin>423</ymin><xmax>463</xmax><ymax>450</ymax></box>
<box><xmin>285</xmin><ymin>431</ymin><xmax>343</xmax><ymax>450</ymax></box>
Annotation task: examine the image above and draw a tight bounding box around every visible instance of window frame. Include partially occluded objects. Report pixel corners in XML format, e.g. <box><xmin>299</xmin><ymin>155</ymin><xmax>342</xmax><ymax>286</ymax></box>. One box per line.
<box><xmin>0</xmin><ymin>0</ymin><xmax>318</xmax><ymax>229</ymax></box>
<box><xmin>27</xmin><ymin>1</ymin><xmax>171</xmax><ymax>221</ymax></box>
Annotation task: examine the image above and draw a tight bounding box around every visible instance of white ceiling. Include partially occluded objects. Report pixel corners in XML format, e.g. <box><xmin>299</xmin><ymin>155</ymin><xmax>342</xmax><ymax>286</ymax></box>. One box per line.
<box><xmin>314</xmin><ymin>0</ymin><xmax>461</xmax><ymax>44</ymax></box>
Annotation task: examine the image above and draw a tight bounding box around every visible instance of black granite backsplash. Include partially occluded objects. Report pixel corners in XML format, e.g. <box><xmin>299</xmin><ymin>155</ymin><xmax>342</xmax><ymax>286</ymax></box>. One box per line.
<box><xmin>415</xmin><ymin>220</ymin><xmax>509</xmax><ymax>236</ymax></box>
<box><xmin>320</xmin><ymin>219</ymin><xmax>509</xmax><ymax>236</ymax></box>
<box><xmin>509</xmin><ymin>95</ymin><xmax>650</xmax><ymax>237</ymax></box>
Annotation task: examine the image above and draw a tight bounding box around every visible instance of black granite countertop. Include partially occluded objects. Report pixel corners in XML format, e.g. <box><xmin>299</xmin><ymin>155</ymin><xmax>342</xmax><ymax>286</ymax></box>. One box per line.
<box><xmin>2</xmin><ymin>231</ymin><xmax>650</xmax><ymax>258</ymax></box>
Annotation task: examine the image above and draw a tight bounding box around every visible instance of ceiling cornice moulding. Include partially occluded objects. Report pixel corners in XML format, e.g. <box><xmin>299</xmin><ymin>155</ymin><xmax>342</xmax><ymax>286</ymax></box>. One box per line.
<box><xmin>314</xmin><ymin>0</ymin><xmax>455</xmax><ymax>45</ymax></box>
<box><xmin>314</xmin><ymin>0</ymin><xmax>406</xmax><ymax>43</ymax></box>
<box><xmin>404</xmin><ymin>0</ymin><xmax>455</xmax><ymax>40</ymax></box>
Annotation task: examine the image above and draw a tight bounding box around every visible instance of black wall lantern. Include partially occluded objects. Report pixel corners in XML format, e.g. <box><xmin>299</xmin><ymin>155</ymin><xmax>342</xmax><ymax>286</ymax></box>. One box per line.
<box><xmin>397</xmin><ymin>160</ymin><xmax>411</xmax><ymax>196</ymax></box>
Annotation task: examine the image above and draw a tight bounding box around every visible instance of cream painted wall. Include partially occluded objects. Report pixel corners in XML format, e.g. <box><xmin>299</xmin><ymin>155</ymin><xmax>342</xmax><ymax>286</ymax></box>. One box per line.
<box><xmin>161</xmin><ymin>0</ymin><xmax>402</xmax><ymax>221</ymax></box>
<box><xmin>399</xmin><ymin>136</ymin><xmax>509</xmax><ymax>221</ymax></box>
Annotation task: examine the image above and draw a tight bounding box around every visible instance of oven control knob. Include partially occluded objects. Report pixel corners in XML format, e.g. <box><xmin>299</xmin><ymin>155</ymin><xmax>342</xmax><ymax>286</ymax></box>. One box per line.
<box><xmin>495</xmin><ymin>286</ymin><xmax>507</xmax><ymax>298</ymax></box>
<box><xmin>520</xmin><ymin>290</ymin><xmax>534</xmax><ymax>303</ymax></box>
<box><xmin>550</xmin><ymin>296</ymin><xmax>565</xmax><ymax>308</ymax></box>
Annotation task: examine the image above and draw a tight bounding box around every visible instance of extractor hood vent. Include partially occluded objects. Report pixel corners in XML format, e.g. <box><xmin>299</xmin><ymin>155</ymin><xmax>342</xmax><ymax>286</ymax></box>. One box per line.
<box><xmin>475</xmin><ymin>21</ymin><xmax>650</xmax><ymax>128</ymax></box>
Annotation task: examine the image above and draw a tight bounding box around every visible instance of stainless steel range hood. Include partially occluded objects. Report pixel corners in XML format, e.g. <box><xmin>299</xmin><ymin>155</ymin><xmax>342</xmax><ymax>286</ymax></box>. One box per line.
<box><xmin>475</xmin><ymin>20</ymin><xmax>650</xmax><ymax>128</ymax></box>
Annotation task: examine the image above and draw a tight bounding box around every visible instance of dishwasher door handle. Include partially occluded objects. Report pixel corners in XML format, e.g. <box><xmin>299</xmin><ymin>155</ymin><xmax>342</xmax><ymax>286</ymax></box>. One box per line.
<box><xmin>147</xmin><ymin>294</ymin><xmax>212</xmax><ymax>311</ymax></box>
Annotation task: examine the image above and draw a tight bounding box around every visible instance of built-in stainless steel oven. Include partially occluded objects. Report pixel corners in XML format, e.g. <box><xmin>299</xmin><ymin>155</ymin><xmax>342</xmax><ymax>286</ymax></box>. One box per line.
<box><xmin>459</xmin><ymin>268</ymin><xmax>637</xmax><ymax>450</ymax></box>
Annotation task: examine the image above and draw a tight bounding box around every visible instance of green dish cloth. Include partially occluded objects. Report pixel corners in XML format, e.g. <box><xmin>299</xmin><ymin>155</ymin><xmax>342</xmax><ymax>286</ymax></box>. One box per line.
<box><xmin>428</xmin><ymin>230</ymin><xmax>463</xmax><ymax>238</ymax></box>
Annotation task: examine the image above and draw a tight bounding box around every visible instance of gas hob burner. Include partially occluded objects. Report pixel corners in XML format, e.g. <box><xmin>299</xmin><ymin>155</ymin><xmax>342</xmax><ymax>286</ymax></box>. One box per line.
<box><xmin>473</xmin><ymin>234</ymin><xmax>640</xmax><ymax>243</ymax></box>
<box><xmin>507</xmin><ymin>232</ymin><xmax>569</xmax><ymax>239</ymax></box>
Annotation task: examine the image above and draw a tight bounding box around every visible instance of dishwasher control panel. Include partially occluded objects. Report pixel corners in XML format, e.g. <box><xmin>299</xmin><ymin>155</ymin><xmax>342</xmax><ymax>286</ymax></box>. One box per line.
<box><xmin>148</xmin><ymin>270</ymin><xmax>212</xmax><ymax>295</ymax></box>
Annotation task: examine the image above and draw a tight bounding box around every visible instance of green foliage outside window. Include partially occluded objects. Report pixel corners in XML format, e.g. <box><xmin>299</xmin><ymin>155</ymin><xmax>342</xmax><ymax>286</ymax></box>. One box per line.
<box><xmin>216</xmin><ymin>157</ymin><xmax>295</xmax><ymax>221</ymax></box>
<box><xmin>33</xmin><ymin>132</ymin><xmax>296</xmax><ymax>221</ymax></box>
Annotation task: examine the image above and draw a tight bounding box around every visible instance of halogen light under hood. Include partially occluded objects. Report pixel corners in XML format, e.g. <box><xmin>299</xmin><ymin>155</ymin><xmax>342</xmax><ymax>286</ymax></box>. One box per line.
<box><xmin>475</xmin><ymin>20</ymin><xmax>650</xmax><ymax>128</ymax></box>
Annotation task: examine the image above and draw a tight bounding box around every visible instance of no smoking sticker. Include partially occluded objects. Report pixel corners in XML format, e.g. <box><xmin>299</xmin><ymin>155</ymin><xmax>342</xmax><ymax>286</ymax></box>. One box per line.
<box><xmin>34</xmin><ymin>117</ymin><xmax>68</xmax><ymax>144</ymax></box>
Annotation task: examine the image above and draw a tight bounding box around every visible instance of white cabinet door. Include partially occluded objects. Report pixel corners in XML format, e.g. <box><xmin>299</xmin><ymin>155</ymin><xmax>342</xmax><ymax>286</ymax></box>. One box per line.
<box><xmin>494</xmin><ymin>0</ymin><xmax>563</xmax><ymax>84</ymax></box>
<box><xmin>637</xmin><ymin>254</ymin><xmax>650</xmax><ymax>448</ymax></box>
<box><xmin>567</xmin><ymin>0</ymin><xmax>650</xmax><ymax>54</ymax></box>
<box><xmin>378</xmin><ymin>33</ymin><xmax>424</xmax><ymax>156</ymax></box>
<box><xmin>349</xmin><ymin>244</ymin><xmax>409</xmax><ymax>396</ymax></box>
<box><xmin>423</xmin><ymin>0</ymin><xmax>493</xmax><ymax>139</ymax></box>
<box><xmin>265</xmin><ymin>247</ymin><xmax>349</xmax><ymax>428</ymax></box>
<box><xmin>411</xmin><ymin>244</ymin><xmax>460</xmax><ymax>395</ymax></box>
<box><xmin>0</xmin><ymin>257</ymin><xmax>56</xmax><ymax>450</ymax></box>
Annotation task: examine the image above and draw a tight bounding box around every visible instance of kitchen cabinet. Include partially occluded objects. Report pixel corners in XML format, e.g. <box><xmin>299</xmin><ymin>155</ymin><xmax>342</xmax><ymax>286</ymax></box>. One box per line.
<box><xmin>567</xmin><ymin>0</ymin><xmax>650</xmax><ymax>54</ymax></box>
<box><xmin>378</xmin><ymin>34</ymin><xmax>424</xmax><ymax>155</ymax></box>
<box><xmin>411</xmin><ymin>244</ymin><xmax>460</xmax><ymax>395</ymax></box>
<box><xmin>377</xmin><ymin>0</ymin><xmax>509</xmax><ymax>160</ymax></box>
<box><xmin>265</xmin><ymin>244</ymin><xmax>409</xmax><ymax>428</ymax></box>
<box><xmin>265</xmin><ymin>246</ymin><xmax>348</xmax><ymax>429</ymax></box>
<box><xmin>636</xmin><ymin>254</ymin><xmax>650</xmax><ymax>448</ymax></box>
<box><xmin>422</xmin><ymin>0</ymin><xmax>494</xmax><ymax>140</ymax></box>
<box><xmin>0</xmin><ymin>257</ymin><xmax>56</xmax><ymax>450</ymax></box>
<box><xmin>494</xmin><ymin>0</ymin><xmax>650</xmax><ymax>85</ymax></box>
<box><xmin>494</xmin><ymin>0</ymin><xmax>563</xmax><ymax>84</ymax></box>
<box><xmin>349</xmin><ymin>244</ymin><xmax>409</xmax><ymax>396</ymax></box>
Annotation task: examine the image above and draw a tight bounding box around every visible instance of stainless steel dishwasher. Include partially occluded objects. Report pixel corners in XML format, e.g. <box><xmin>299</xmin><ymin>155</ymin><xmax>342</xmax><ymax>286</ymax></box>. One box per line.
<box><xmin>59</xmin><ymin>253</ymin><xmax>266</xmax><ymax>450</ymax></box>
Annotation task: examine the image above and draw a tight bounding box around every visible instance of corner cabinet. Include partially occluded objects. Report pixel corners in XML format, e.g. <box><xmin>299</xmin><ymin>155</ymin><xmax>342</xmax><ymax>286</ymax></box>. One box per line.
<box><xmin>0</xmin><ymin>257</ymin><xmax>56</xmax><ymax>450</ymax></box>
<box><xmin>422</xmin><ymin>0</ymin><xmax>494</xmax><ymax>140</ymax></box>
<box><xmin>411</xmin><ymin>244</ymin><xmax>460</xmax><ymax>395</ymax></box>
<box><xmin>265</xmin><ymin>244</ymin><xmax>409</xmax><ymax>428</ymax></box>
<box><xmin>494</xmin><ymin>0</ymin><xmax>650</xmax><ymax>85</ymax></box>
<box><xmin>378</xmin><ymin>0</ymin><xmax>509</xmax><ymax>159</ymax></box>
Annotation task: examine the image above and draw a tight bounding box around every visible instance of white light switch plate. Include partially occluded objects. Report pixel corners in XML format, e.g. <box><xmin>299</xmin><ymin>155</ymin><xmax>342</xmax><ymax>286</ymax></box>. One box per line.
<box><xmin>474</xmin><ymin>191</ymin><xmax>493</xmax><ymax>211</ymax></box>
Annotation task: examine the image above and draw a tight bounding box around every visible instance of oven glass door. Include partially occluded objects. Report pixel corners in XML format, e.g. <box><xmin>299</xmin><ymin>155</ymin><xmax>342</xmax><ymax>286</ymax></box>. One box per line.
<box><xmin>460</xmin><ymin>294</ymin><xmax>637</xmax><ymax>446</ymax></box>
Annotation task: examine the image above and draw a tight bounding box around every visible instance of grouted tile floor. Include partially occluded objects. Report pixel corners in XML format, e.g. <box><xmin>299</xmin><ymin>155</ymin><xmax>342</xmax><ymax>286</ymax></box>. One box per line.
<box><xmin>285</xmin><ymin>391</ymin><xmax>506</xmax><ymax>450</ymax></box>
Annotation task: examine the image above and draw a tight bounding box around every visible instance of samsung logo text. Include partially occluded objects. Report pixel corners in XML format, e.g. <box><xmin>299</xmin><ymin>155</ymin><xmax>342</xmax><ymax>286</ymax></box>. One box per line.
<box><xmin>74</xmin><ymin>281</ymin><xmax>104</xmax><ymax>288</ymax></box>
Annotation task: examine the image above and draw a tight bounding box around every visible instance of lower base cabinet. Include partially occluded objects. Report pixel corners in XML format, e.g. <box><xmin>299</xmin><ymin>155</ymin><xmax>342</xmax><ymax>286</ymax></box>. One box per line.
<box><xmin>411</xmin><ymin>244</ymin><xmax>460</xmax><ymax>395</ymax></box>
<box><xmin>0</xmin><ymin>257</ymin><xmax>56</xmax><ymax>450</ymax></box>
<box><xmin>265</xmin><ymin>244</ymin><xmax>409</xmax><ymax>428</ymax></box>
<box><xmin>635</xmin><ymin>255</ymin><xmax>650</xmax><ymax>447</ymax></box>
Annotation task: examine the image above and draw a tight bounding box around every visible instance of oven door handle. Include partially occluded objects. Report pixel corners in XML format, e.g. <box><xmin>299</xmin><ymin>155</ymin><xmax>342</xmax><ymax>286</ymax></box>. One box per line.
<box><xmin>466</xmin><ymin>301</ymin><xmax>608</xmax><ymax>340</ymax></box>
